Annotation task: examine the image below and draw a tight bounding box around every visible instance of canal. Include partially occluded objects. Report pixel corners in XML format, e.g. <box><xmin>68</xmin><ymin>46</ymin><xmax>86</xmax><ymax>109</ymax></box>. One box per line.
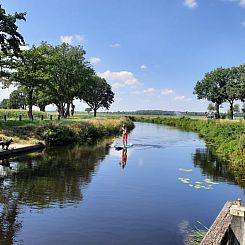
<box><xmin>0</xmin><ymin>122</ymin><xmax>244</xmax><ymax>244</ymax></box>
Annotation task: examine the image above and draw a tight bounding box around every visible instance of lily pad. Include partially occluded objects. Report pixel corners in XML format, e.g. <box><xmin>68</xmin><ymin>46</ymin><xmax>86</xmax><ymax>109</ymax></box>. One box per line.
<box><xmin>204</xmin><ymin>179</ymin><xmax>219</xmax><ymax>185</ymax></box>
<box><xmin>178</xmin><ymin>177</ymin><xmax>190</xmax><ymax>184</ymax></box>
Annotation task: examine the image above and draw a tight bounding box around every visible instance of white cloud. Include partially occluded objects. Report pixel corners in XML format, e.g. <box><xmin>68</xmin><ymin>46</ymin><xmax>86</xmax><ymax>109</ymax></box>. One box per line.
<box><xmin>140</xmin><ymin>64</ymin><xmax>147</xmax><ymax>70</ymax></box>
<box><xmin>131</xmin><ymin>87</ymin><xmax>174</xmax><ymax>95</ymax></box>
<box><xmin>161</xmin><ymin>89</ymin><xmax>175</xmax><ymax>95</ymax></box>
<box><xmin>60</xmin><ymin>34</ymin><xmax>86</xmax><ymax>44</ymax></box>
<box><xmin>174</xmin><ymin>96</ymin><xmax>193</xmax><ymax>101</ymax></box>
<box><xmin>98</xmin><ymin>70</ymin><xmax>140</xmax><ymax>89</ymax></box>
<box><xmin>111</xmin><ymin>82</ymin><xmax>125</xmax><ymax>89</ymax></box>
<box><xmin>224</xmin><ymin>0</ymin><xmax>245</xmax><ymax>7</ymax></box>
<box><xmin>174</xmin><ymin>96</ymin><xmax>186</xmax><ymax>101</ymax></box>
<box><xmin>131</xmin><ymin>90</ymin><xmax>141</xmax><ymax>94</ymax></box>
<box><xmin>183</xmin><ymin>0</ymin><xmax>198</xmax><ymax>8</ymax></box>
<box><xmin>60</xmin><ymin>35</ymin><xmax>73</xmax><ymax>44</ymax></box>
<box><xmin>74</xmin><ymin>34</ymin><xmax>86</xmax><ymax>43</ymax></box>
<box><xmin>110</xmin><ymin>43</ymin><xmax>121</xmax><ymax>48</ymax></box>
<box><xmin>143</xmin><ymin>88</ymin><xmax>157</xmax><ymax>93</ymax></box>
<box><xmin>90</xmin><ymin>57</ymin><xmax>101</xmax><ymax>65</ymax></box>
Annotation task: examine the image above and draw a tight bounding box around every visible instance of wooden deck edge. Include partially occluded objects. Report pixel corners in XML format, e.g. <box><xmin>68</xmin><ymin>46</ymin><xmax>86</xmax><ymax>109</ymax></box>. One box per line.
<box><xmin>0</xmin><ymin>144</ymin><xmax>45</xmax><ymax>158</ymax></box>
<box><xmin>200</xmin><ymin>201</ymin><xmax>234</xmax><ymax>245</ymax></box>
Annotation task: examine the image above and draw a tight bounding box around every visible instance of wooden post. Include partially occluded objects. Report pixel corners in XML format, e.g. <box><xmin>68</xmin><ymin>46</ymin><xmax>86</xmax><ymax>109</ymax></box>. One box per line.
<box><xmin>19</xmin><ymin>115</ymin><xmax>22</xmax><ymax>121</ymax></box>
<box><xmin>4</xmin><ymin>115</ymin><xmax>6</xmax><ymax>121</ymax></box>
<box><xmin>50</xmin><ymin>115</ymin><xmax>52</xmax><ymax>121</ymax></box>
<box><xmin>31</xmin><ymin>115</ymin><xmax>33</xmax><ymax>121</ymax></box>
<box><xmin>58</xmin><ymin>115</ymin><xmax>60</xmax><ymax>120</ymax></box>
<box><xmin>41</xmin><ymin>115</ymin><xmax>44</xmax><ymax>120</ymax></box>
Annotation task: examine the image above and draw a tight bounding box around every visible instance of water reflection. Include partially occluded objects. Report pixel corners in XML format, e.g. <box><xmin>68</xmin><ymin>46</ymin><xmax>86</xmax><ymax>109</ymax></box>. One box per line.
<box><xmin>0</xmin><ymin>123</ymin><xmax>244</xmax><ymax>245</ymax></box>
<box><xmin>10</xmin><ymin>142</ymin><xmax>111</xmax><ymax>208</ymax></box>
<box><xmin>0</xmin><ymin>158</ymin><xmax>13</xmax><ymax>179</ymax></box>
<box><xmin>120</xmin><ymin>148</ymin><xmax>128</xmax><ymax>169</ymax></box>
<box><xmin>0</xmin><ymin>188</ymin><xmax>22</xmax><ymax>245</ymax></box>
<box><xmin>0</xmin><ymin>141</ymin><xmax>111</xmax><ymax>244</ymax></box>
<box><xmin>192</xmin><ymin>148</ymin><xmax>243</xmax><ymax>187</ymax></box>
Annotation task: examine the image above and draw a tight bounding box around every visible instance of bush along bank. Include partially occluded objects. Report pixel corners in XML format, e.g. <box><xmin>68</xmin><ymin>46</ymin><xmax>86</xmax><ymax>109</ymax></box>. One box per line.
<box><xmin>132</xmin><ymin>116</ymin><xmax>245</xmax><ymax>185</ymax></box>
<box><xmin>38</xmin><ymin>117</ymin><xmax>134</xmax><ymax>146</ymax></box>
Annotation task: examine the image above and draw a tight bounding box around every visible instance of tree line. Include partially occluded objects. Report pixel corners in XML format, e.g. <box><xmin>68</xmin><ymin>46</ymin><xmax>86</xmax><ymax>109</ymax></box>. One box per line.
<box><xmin>194</xmin><ymin>66</ymin><xmax>245</xmax><ymax>120</ymax></box>
<box><xmin>0</xmin><ymin>5</ymin><xmax>114</xmax><ymax>118</ymax></box>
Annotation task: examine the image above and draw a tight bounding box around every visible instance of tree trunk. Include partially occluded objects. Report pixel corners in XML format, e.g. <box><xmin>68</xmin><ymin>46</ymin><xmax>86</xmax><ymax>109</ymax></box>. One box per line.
<box><xmin>93</xmin><ymin>109</ymin><xmax>97</xmax><ymax>117</ymax></box>
<box><xmin>39</xmin><ymin>103</ymin><xmax>46</xmax><ymax>112</ymax></box>
<box><xmin>57</xmin><ymin>102</ymin><xmax>65</xmax><ymax>118</ymax></box>
<box><xmin>229</xmin><ymin>101</ymin><xmax>234</xmax><ymax>120</ymax></box>
<box><xmin>27</xmin><ymin>89</ymin><xmax>33</xmax><ymax>120</ymax></box>
<box><xmin>64</xmin><ymin>102</ymin><xmax>70</xmax><ymax>118</ymax></box>
<box><xmin>215</xmin><ymin>103</ymin><xmax>220</xmax><ymax>119</ymax></box>
<box><xmin>71</xmin><ymin>102</ymin><xmax>75</xmax><ymax>116</ymax></box>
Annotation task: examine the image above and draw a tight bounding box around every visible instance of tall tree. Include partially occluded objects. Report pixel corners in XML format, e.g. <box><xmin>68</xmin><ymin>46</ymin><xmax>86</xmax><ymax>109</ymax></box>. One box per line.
<box><xmin>5</xmin><ymin>45</ymin><xmax>48</xmax><ymax>119</ymax></box>
<box><xmin>237</xmin><ymin>64</ymin><xmax>245</xmax><ymax>103</ymax></box>
<box><xmin>43</xmin><ymin>43</ymin><xmax>94</xmax><ymax>118</ymax></box>
<box><xmin>223</xmin><ymin>67</ymin><xmax>240</xmax><ymax>120</ymax></box>
<box><xmin>33</xmin><ymin>89</ymin><xmax>52</xmax><ymax>112</ymax></box>
<box><xmin>0</xmin><ymin>4</ymin><xmax>26</xmax><ymax>56</ymax></box>
<box><xmin>8</xmin><ymin>87</ymin><xmax>28</xmax><ymax>109</ymax></box>
<box><xmin>233</xmin><ymin>104</ymin><xmax>240</xmax><ymax>114</ymax></box>
<box><xmin>0</xmin><ymin>98</ymin><xmax>10</xmax><ymax>109</ymax></box>
<box><xmin>81</xmin><ymin>76</ymin><xmax>114</xmax><ymax>117</ymax></box>
<box><xmin>194</xmin><ymin>68</ymin><xmax>229</xmax><ymax>118</ymax></box>
<box><xmin>207</xmin><ymin>103</ymin><xmax>215</xmax><ymax>112</ymax></box>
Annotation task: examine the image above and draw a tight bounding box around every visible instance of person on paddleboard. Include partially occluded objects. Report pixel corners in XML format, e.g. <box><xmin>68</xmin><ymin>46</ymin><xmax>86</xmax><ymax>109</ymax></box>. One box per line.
<box><xmin>122</xmin><ymin>124</ymin><xmax>128</xmax><ymax>148</ymax></box>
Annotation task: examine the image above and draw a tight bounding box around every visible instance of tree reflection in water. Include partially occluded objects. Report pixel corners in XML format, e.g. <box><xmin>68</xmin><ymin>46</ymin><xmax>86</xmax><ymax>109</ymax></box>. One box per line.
<box><xmin>0</xmin><ymin>140</ymin><xmax>111</xmax><ymax>244</ymax></box>
<box><xmin>192</xmin><ymin>148</ymin><xmax>245</xmax><ymax>189</ymax></box>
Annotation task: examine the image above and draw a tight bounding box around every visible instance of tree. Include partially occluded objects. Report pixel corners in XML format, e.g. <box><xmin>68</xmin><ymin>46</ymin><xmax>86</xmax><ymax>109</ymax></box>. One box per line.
<box><xmin>242</xmin><ymin>103</ymin><xmax>245</xmax><ymax>120</ymax></box>
<box><xmin>223</xmin><ymin>67</ymin><xmax>240</xmax><ymax>120</ymax></box>
<box><xmin>233</xmin><ymin>104</ymin><xmax>240</xmax><ymax>114</ymax></box>
<box><xmin>33</xmin><ymin>88</ymin><xmax>53</xmax><ymax>112</ymax></box>
<box><xmin>0</xmin><ymin>5</ymin><xmax>26</xmax><ymax>56</ymax></box>
<box><xmin>42</xmin><ymin>43</ymin><xmax>94</xmax><ymax>118</ymax></box>
<box><xmin>9</xmin><ymin>88</ymin><xmax>28</xmax><ymax>109</ymax></box>
<box><xmin>194</xmin><ymin>68</ymin><xmax>229</xmax><ymax>118</ymax></box>
<box><xmin>81</xmin><ymin>76</ymin><xmax>114</xmax><ymax>117</ymax></box>
<box><xmin>0</xmin><ymin>98</ymin><xmax>10</xmax><ymax>109</ymax></box>
<box><xmin>5</xmin><ymin>45</ymin><xmax>48</xmax><ymax>119</ymax></box>
<box><xmin>207</xmin><ymin>103</ymin><xmax>215</xmax><ymax>112</ymax></box>
<box><xmin>237</xmin><ymin>64</ymin><xmax>245</xmax><ymax>104</ymax></box>
<box><xmin>85</xmin><ymin>107</ymin><xmax>92</xmax><ymax>114</ymax></box>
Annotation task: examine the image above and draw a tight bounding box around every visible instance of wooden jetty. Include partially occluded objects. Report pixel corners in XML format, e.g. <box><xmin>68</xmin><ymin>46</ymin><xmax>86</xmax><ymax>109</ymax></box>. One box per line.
<box><xmin>201</xmin><ymin>199</ymin><xmax>245</xmax><ymax>245</ymax></box>
<box><xmin>0</xmin><ymin>143</ymin><xmax>45</xmax><ymax>158</ymax></box>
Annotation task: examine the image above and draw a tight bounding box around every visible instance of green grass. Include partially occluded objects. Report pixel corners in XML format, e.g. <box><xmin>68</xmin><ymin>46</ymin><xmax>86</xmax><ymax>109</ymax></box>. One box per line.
<box><xmin>0</xmin><ymin>114</ymin><xmax>134</xmax><ymax>146</ymax></box>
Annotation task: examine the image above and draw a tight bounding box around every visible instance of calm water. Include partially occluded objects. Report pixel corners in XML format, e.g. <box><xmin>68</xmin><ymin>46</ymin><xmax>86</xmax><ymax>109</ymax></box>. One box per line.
<box><xmin>0</xmin><ymin>122</ymin><xmax>244</xmax><ymax>245</ymax></box>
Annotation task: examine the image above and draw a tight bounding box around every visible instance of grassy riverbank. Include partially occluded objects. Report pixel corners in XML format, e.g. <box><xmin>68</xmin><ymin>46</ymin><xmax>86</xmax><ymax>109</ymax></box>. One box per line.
<box><xmin>132</xmin><ymin>116</ymin><xmax>245</xmax><ymax>186</ymax></box>
<box><xmin>0</xmin><ymin>115</ymin><xmax>134</xmax><ymax>146</ymax></box>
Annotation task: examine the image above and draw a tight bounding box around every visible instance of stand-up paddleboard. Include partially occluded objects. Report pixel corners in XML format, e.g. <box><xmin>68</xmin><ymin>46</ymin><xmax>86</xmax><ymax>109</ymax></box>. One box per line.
<box><xmin>114</xmin><ymin>143</ymin><xmax>133</xmax><ymax>151</ymax></box>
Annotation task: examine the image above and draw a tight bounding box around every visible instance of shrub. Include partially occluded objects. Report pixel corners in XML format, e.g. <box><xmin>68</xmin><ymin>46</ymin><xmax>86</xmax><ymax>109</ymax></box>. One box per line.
<box><xmin>42</xmin><ymin>125</ymin><xmax>77</xmax><ymax>146</ymax></box>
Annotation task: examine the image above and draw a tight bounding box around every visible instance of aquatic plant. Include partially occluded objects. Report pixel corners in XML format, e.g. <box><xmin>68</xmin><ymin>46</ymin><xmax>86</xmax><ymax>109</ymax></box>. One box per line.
<box><xmin>178</xmin><ymin>177</ymin><xmax>218</xmax><ymax>190</ymax></box>
<box><xmin>184</xmin><ymin>221</ymin><xmax>208</xmax><ymax>245</ymax></box>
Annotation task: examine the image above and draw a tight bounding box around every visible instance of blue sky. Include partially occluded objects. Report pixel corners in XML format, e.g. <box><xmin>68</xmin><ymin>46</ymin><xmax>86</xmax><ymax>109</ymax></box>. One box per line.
<box><xmin>1</xmin><ymin>0</ymin><xmax>245</xmax><ymax>112</ymax></box>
